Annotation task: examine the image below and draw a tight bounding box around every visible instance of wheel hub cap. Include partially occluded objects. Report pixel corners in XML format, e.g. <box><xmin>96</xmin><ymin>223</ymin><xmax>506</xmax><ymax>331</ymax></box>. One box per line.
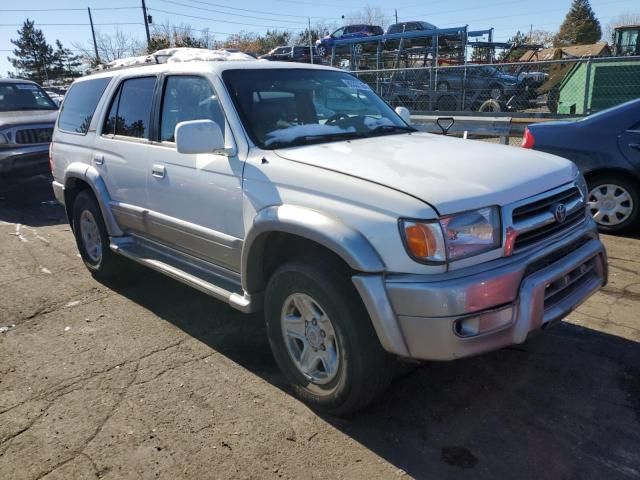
<box><xmin>281</xmin><ymin>293</ymin><xmax>339</xmax><ymax>385</ymax></box>
<box><xmin>588</xmin><ymin>184</ymin><xmax>634</xmax><ymax>227</ymax></box>
<box><xmin>80</xmin><ymin>210</ymin><xmax>102</xmax><ymax>263</ymax></box>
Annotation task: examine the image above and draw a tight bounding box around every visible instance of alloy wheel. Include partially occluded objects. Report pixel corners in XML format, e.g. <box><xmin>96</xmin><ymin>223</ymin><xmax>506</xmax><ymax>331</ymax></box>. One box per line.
<box><xmin>280</xmin><ymin>293</ymin><xmax>340</xmax><ymax>384</ymax></box>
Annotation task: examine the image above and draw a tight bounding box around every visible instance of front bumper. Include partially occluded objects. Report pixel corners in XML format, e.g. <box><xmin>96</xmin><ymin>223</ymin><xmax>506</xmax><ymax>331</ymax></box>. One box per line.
<box><xmin>0</xmin><ymin>145</ymin><xmax>49</xmax><ymax>177</ymax></box>
<box><xmin>354</xmin><ymin>219</ymin><xmax>607</xmax><ymax>361</ymax></box>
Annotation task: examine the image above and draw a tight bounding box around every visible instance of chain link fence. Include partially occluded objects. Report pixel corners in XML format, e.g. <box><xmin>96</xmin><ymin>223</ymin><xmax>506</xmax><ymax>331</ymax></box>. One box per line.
<box><xmin>341</xmin><ymin>55</ymin><xmax>640</xmax><ymax>116</ymax></box>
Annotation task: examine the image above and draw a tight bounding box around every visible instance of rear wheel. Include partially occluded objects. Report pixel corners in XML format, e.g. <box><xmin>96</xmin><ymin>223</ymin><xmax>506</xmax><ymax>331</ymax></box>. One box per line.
<box><xmin>587</xmin><ymin>174</ymin><xmax>640</xmax><ymax>233</ymax></box>
<box><xmin>265</xmin><ymin>258</ymin><xmax>393</xmax><ymax>415</ymax></box>
<box><xmin>72</xmin><ymin>191</ymin><xmax>124</xmax><ymax>279</ymax></box>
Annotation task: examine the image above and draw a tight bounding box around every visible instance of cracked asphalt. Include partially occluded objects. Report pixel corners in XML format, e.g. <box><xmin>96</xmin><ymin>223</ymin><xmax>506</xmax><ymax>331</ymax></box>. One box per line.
<box><xmin>1</xmin><ymin>175</ymin><xmax>639</xmax><ymax>480</ymax></box>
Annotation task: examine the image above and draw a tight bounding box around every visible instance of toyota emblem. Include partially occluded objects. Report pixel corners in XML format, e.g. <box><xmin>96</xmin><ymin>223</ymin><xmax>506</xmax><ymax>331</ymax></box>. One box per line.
<box><xmin>553</xmin><ymin>203</ymin><xmax>567</xmax><ymax>223</ymax></box>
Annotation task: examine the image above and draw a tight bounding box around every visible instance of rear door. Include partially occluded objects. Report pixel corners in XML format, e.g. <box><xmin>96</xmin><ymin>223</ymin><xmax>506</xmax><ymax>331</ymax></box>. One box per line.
<box><xmin>619</xmin><ymin>121</ymin><xmax>640</xmax><ymax>169</ymax></box>
<box><xmin>93</xmin><ymin>75</ymin><xmax>157</xmax><ymax>234</ymax></box>
<box><xmin>144</xmin><ymin>74</ymin><xmax>244</xmax><ymax>271</ymax></box>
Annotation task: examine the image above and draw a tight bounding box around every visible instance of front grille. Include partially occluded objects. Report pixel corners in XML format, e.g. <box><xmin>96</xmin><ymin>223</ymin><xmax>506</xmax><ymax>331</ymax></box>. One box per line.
<box><xmin>512</xmin><ymin>186</ymin><xmax>585</xmax><ymax>251</ymax></box>
<box><xmin>544</xmin><ymin>257</ymin><xmax>597</xmax><ymax>311</ymax></box>
<box><xmin>15</xmin><ymin>127</ymin><xmax>53</xmax><ymax>145</ymax></box>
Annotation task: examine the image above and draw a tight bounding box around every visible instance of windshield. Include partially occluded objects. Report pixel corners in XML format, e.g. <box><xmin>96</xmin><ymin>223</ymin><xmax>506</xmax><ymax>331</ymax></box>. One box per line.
<box><xmin>0</xmin><ymin>83</ymin><xmax>57</xmax><ymax>111</ymax></box>
<box><xmin>222</xmin><ymin>68</ymin><xmax>413</xmax><ymax>149</ymax></box>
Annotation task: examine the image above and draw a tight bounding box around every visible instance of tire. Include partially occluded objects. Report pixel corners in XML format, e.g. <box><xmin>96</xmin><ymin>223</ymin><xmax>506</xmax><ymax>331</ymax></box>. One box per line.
<box><xmin>354</xmin><ymin>43</ymin><xmax>363</xmax><ymax>55</ymax></box>
<box><xmin>414</xmin><ymin>95</ymin><xmax>430</xmax><ymax>111</ymax></box>
<box><xmin>436</xmin><ymin>81</ymin><xmax>450</xmax><ymax>92</ymax></box>
<box><xmin>436</xmin><ymin>94</ymin><xmax>457</xmax><ymax>111</ymax></box>
<box><xmin>317</xmin><ymin>45</ymin><xmax>326</xmax><ymax>57</ymax></box>
<box><xmin>264</xmin><ymin>258</ymin><xmax>393</xmax><ymax>415</ymax></box>
<box><xmin>489</xmin><ymin>84</ymin><xmax>503</xmax><ymax>100</ymax></box>
<box><xmin>478</xmin><ymin>99</ymin><xmax>502</xmax><ymax>113</ymax></box>
<box><xmin>71</xmin><ymin>190</ymin><xmax>123</xmax><ymax>279</ymax></box>
<box><xmin>586</xmin><ymin>174</ymin><xmax>640</xmax><ymax>234</ymax></box>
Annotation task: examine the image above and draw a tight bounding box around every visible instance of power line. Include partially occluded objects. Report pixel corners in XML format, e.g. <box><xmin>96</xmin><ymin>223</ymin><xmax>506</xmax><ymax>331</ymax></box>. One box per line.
<box><xmin>166</xmin><ymin>0</ymin><xmax>309</xmax><ymax>19</ymax></box>
<box><xmin>147</xmin><ymin>7</ymin><xmax>306</xmax><ymax>30</ymax></box>
<box><xmin>0</xmin><ymin>23</ymin><xmax>144</xmax><ymax>26</ymax></box>
<box><xmin>156</xmin><ymin>0</ymin><xmax>305</xmax><ymax>24</ymax></box>
<box><xmin>0</xmin><ymin>7</ymin><xmax>140</xmax><ymax>12</ymax></box>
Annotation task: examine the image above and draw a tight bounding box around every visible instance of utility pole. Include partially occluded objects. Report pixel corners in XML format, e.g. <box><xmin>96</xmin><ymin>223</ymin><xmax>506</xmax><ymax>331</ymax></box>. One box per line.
<box><xmin>87</xmin><ymin>7</ymin><xmax>100</xmax><ymax>65</ymax></box>
<box><xmin>141</xmin><ymin>0</ymin><xmax>151</xmax><ymax>48</ymax></box>
<box><xmin>308</xmin><ymin>17</ymin><xmax>313</xmax><ymax>64</ymax></box>
<box><xmin>395</xmin><ymin>9</ymin><xmax>398</xmax><ymax>24</ymax></box>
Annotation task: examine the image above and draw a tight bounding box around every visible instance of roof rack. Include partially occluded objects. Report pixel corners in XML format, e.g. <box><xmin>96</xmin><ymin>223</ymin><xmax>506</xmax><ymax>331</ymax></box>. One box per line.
<box><xmin>95</xmin><ymin>47</ymin><xmax>255</xmax><ymax>72</ymax></box>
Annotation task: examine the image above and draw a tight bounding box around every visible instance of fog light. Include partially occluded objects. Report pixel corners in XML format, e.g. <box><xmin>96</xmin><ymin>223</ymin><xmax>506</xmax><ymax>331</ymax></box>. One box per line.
<box><xmin>455</xmin><ymin>306</ymin><xmax>514</xmax><ymax>337</ymax></box>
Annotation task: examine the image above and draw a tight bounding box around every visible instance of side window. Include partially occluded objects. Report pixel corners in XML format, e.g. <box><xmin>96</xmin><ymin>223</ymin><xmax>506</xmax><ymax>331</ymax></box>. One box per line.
<box><xmin>58</xmin><ymin>78</ymin><xmax>111</xmax><ymax>134</ymax></box>
<box><xmin>159</xmin><ymin>76</ymin><xmax>225</xmax><ymax>143</ymax></box>
<box><xmin>102</xmin><ymin>85</ymin><xmax>121</xmax><ymax>136</ymax></box>
<box><xmin>115</xmin><ymin>77</ymin><xmax>155</xmax><ymax>138</ymax></box>
<box><xmin>332</xmin><ymin>28</ymin><xmax>344</xmax><ymax>38</ymax></box>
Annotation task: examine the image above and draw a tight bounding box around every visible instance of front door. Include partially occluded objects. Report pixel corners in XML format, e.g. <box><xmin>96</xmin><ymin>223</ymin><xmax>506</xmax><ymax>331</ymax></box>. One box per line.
<box><xmin>144</xmin><ymin>74</ymin><xmax>244</xmax><ymax>272</ymax></box>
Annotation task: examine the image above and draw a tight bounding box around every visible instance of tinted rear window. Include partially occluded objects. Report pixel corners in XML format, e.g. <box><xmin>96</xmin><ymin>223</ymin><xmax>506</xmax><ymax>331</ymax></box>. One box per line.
<box><xmin>58</xmin><ymin>78</ymin><xmax>111</xmax><ymax>134</ymax></box>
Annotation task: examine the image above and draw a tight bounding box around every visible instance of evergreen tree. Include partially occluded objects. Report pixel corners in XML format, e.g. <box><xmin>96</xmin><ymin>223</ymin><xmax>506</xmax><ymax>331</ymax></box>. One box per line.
<box><xmin>53</xmin><ymin>40</ymin><xmax>82</xmax><ymax>80</ymax></box>
<box><xmin>554</xmin><ymin>0</ymin><xmax>602</xmax><ymax>46</ymax></box>
<box><xmin>8</xmin><ymin>19</ymin><xmax>55</xmax><ymax>83</ymax></box>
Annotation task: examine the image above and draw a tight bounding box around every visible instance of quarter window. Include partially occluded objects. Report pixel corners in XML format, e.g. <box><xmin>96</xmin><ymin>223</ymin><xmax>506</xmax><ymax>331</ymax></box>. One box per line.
<box><xmin>159</xmin><ymin>76</ymin><xmax>225</xmax><ymax>143</ymax></box>
<box><xmin>102</xmin><ymin>77</ymin><xmax>155</xmax><ymax>139</ymax></box>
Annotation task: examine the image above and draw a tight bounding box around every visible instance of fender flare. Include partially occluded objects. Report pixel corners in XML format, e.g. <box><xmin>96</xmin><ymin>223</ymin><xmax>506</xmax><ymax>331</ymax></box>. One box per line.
<box><xmin>63</xmin><ymin>162</ymin><xmax>123</xmax><ymax>237</ymax></box>
<box><xmin>241</xmin><ymin>205</ymin><xmax>385</xmax><ymax>293</ymax></box>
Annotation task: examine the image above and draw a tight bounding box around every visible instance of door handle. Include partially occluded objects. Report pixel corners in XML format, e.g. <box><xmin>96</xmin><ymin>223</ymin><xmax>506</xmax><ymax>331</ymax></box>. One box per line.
<box><xmin>94</xmin><ymin>154</ymin><xmax>104</xmax><ymax>165</ymax></box>
<box><xmin>151</xmin><ymin>164</ymin><xmax>166</xmax><ymax>178</ymax></box>
<box><xmin>630</xmin><ymin>143</ymin><xmax>640</xmax><ymax>151</ymax></box>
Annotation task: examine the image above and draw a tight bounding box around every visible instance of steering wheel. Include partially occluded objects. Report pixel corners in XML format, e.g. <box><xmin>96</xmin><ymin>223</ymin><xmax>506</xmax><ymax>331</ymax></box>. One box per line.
<box><xmin>325</xmin><ymin>112</ymin><xmax>350</xmax><ymax>126</ymax></box>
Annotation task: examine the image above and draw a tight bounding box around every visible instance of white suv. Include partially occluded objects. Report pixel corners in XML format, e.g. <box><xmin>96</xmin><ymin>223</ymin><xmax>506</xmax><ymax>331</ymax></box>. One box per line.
<box><xmin>51</xmin><ymin>58</ymin><xmax>607</xmax><ymax>414</ymax></box>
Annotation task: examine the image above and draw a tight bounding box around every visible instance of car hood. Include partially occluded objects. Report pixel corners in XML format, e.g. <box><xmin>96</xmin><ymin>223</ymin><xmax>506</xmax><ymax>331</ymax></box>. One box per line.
<box><xmin>0</xmin><ymin>109</ymin><xmax>58</xmax><ymax>129</ymax></box>
<box><xmin>274</xmin><ymin>132</ymin><xmax>577</xmax><ymax>214</ymax></box>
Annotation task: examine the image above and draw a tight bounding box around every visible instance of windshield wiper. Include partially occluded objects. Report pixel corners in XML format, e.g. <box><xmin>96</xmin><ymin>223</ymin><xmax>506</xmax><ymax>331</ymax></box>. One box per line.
<box><xmin>266</xmin><ymin>131</ymin><xmax>365</xmax><ymax>148</ymax></box>
<box><xmin>367</xmin><ymin>124</ymin><xmax>417</xmax><ymax>135</ymax></box>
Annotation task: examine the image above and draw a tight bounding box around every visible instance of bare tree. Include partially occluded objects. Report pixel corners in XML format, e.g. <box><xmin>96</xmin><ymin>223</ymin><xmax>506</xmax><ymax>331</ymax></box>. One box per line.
<box><xmin>344</xmin><ymin>6</ymin><xmax>390</xmax><ymax>28</ymax></box>
<box><xmin>604</xmin><ymin>12</ymin><xmax>640</xmax><ymax>44</ymax></box>
<box><xmin>529</xmin><ymin>30</ymin><xmax>555</xmax><ymax>48</ymax></box>
<box><xmin>72</xmin><ymin>29</ymin><xmax>144</xmax><ymax>66</ymax></box>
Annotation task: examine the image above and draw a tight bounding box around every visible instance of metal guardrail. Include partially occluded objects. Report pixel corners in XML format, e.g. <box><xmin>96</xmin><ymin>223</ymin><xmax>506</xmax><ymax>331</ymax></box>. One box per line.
<box><xmin>410</xmin><ymin>114</ymin><xmax>559</xmax><ymax>145</ymax></box>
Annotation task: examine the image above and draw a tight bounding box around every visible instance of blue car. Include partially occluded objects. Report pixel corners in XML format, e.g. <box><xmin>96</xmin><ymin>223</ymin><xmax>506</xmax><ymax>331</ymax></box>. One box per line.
<box><xmin>315</xmin><ymin>24</ymin><xmax>384</xmax><ymax>57</ymax></box>
<box><xmin>523</xmin><ymin>98</ymin><xmax>640</xmax><ymax>233</ymax></box>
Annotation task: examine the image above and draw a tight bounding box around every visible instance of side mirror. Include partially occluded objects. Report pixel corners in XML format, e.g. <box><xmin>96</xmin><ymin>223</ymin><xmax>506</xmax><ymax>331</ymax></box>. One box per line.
<box><xmin>175</xmin><ymin>120</ymin><xmax>225</xmax><ymax>155</ymax></box>
<box><xmin>395</xmin><ymin>106</ymin><xmax>411</xmax><ymax>125</ymax></box>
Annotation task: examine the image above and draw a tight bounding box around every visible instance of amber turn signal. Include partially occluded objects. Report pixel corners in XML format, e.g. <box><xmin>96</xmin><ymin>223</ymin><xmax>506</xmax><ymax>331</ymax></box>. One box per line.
<box><xmin>405</xmin><ymin>223</ymin><xmax>438</xmax><ymax>258</ymax></box>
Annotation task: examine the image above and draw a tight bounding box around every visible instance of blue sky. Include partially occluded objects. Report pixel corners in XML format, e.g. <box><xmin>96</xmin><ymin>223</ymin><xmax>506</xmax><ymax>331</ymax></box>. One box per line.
<box><xmin>1</xmin><ymin>0</ymin><xmax>636</xmax><ymax>76</ymax></box>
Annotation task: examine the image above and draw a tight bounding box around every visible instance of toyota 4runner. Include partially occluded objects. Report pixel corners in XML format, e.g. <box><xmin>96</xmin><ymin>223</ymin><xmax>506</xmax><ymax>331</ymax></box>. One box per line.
<box><xmin>51</xmin><ymin>58</ymin><xmax>607</xmax><ymax>414</ymax></box>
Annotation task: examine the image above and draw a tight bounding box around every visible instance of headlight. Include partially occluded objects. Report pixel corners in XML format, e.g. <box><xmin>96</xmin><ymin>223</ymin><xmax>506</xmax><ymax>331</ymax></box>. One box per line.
<box><xmin>401</xmin><ymin>206</ymin><xmax>501</xmax><ymax>263</ymax></box>
<box><xmin>576</xmin><ymin>173</ymin><xmax>588</xmax><ymax>201</ymax></box>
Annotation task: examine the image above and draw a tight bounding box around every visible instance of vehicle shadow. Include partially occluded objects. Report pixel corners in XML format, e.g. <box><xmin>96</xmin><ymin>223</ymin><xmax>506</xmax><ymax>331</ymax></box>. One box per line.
<box><xmin>99</xmin><ymin>265</ymin><xmax>640</xmax><ymax>480</ymax></box>
<box><xmin>0</xmin><ymin>174</ymin><xmax>67</xmax><ymax>227</ymax></box>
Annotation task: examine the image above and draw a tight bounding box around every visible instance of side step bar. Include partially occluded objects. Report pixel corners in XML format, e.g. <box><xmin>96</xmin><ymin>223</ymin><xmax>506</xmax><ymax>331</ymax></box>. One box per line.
<box><xmin>110</xmin><ymin>238</ymin><xmax>260</xmax><ymax>313</ymax></box>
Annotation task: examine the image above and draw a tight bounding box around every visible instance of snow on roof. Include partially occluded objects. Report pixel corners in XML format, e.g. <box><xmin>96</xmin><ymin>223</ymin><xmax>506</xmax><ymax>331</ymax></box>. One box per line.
<box><xmin>100</xmin><ymin>47</ymin><xmax>255</xmax><ymax>71</ymax></box>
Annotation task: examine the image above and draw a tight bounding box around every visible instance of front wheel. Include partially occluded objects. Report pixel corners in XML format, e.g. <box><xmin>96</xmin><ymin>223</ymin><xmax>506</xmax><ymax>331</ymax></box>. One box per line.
<box><xmin>316</xmin><ymin>45</ymin><xmax>327</xmax><ymax>57</ymax></box>
<box><xmin>587</xmin><ymin>175</ymin><xmax>640</xmax><ymax>233</ymax></box>
<box><xmin>265</xmin><ymin>258</ymin><xmax>393</xmax><ymax>415</ymax></box>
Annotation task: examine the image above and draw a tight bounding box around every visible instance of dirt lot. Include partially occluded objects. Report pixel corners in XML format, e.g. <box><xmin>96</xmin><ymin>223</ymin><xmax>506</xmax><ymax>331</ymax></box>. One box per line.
<box><xmin>1</xmin><ymin>176</ymin><xmax>639</xmax><ymax>480</ymax></box>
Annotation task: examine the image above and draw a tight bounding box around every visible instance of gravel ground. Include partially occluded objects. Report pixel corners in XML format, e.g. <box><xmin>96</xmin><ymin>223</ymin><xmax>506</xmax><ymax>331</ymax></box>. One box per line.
<box><xmin>0</xmin><ymin>175</ymin><xmax>639</xmax><ymax>480</ymax></box>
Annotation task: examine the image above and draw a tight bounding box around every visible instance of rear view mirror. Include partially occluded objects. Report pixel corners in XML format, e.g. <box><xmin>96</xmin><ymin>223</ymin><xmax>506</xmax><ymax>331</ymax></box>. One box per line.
<box><xmin>395</xmin><ymin>106</ymin><xmax>412</xmax><ymax>125</ymax></box>
<box><xmin>175</xmin><ymin>120</ymin><xmax>225</xmax><ymax>155</ymax></box>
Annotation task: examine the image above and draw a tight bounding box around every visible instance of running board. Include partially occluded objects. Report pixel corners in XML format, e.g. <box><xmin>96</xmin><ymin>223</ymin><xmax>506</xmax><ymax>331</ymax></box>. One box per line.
<box><xmin>110</xmin><ymin>237</ymin><xmax>260</xmax><ymax>313</ymax></box>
